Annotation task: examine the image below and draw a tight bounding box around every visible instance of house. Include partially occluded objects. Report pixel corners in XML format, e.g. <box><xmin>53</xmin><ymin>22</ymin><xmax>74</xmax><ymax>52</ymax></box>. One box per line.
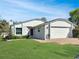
<box><xmin>11</xmin><ymin>18</ymin><xmax>75</xmax><ymax>40</ymax></box>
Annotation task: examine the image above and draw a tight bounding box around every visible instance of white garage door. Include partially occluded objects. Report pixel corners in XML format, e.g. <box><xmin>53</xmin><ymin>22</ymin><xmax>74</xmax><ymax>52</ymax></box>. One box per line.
<box><xmin>50</xmin><ymin>27</ymin><xmax>70</xmax><ymax>39</ymax></box>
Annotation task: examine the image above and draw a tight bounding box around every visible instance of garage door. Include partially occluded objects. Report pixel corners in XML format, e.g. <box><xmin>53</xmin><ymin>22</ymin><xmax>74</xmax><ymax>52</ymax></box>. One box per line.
<box><xmin>50</xmin><ymin>27</ymin><xmax>70</xmax><ymax>39</ymax></box>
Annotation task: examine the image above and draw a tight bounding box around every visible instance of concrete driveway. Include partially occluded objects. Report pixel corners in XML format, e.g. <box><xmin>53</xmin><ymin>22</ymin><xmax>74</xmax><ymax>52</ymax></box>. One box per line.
<box><xmin>34</xmin><ymin>38</ymin><xmax>79</xmax><ymax>45</ymax></box>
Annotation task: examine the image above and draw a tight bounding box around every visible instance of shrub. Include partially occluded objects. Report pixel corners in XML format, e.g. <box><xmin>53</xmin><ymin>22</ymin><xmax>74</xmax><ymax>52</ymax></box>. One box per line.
<box><xmin>11</xmin><ymin>36</ymin><xmax>19</xmax><ymax>39</ymax></box>
<box><xmin>77</xmin><ymin>35</ymin><xmax>79</xmax><ymax>38</ymax></box>
<box><xmin>11</xmin><ymin>35</ymin><xmax>32</xmax><ymax>39</ymax></box>
<box><xmin>0</xmin><ymin>36</ymin><xmax>3</xmax><ymax>41</ymax></box>
<box><xmin>1</xmin><ymin>35</ymin><xmax>32</xmax><ymax>41</ymax></box>
<box><xmin>0</xmin><ymin>36</ymin><xmax>2</xmax><ymax>39</ymax></box>
<box><xmin>73</xmin><ymin>29</ymin><xmax>79</xmax><ymax>38</ymax></box>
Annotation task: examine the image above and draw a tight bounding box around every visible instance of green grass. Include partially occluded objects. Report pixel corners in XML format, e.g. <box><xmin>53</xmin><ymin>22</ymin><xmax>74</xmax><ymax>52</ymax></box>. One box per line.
<box><xmin>0</xmin><ymin>39</ymin><xmax>79</xmax><ymax>59</ymax></box>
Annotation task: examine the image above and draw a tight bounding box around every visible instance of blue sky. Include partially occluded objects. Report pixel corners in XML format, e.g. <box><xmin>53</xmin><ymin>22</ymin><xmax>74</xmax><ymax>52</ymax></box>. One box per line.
<box><xmin>0</xmin><ymin>0</ymin><xmax>79</xmax><ymax>21</ymax></box>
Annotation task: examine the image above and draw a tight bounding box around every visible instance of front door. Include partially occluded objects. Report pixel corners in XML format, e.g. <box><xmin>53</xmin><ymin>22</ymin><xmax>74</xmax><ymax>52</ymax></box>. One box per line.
<box><xmin>30</xmin><ymin>29</ymin><xmax>33</xmax><ymax>36</ymax></box>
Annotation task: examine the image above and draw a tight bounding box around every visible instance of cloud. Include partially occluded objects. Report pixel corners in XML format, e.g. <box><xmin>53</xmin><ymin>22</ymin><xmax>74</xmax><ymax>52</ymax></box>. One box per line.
<box><xmin>4</xmin><ymin>0</ymin><xmax>72</xmax><ymax>15</ymax></box>
<box><xmin>2</xmin><ymin>0</ymin><xmax>74</xmax><ymax>21</ymax></box>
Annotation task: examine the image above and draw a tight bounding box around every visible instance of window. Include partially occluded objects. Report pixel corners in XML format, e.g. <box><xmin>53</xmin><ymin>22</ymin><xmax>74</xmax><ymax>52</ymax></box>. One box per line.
<box><xmin>38</xmin><ymin>28</ymin><xmax>40</xmax><ymax>32</ymax></box>
<box><xmin>16</xmin><ymin>28</ymin><xmax>22</xmax><ymax>34</ymax></box>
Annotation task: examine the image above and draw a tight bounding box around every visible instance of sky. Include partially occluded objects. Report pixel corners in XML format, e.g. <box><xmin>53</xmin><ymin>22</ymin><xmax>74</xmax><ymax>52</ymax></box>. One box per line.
<box><xmin>0</xmin><ymin>0</ymin><xmax>79</xmax><ymax>21</ymax></box>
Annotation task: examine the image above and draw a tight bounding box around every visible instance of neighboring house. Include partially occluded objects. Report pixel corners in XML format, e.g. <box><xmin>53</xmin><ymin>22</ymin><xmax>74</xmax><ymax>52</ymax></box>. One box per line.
<box><xmin>11</xmin><ymin>18</ymin><xmax>75</xmax><ymax>40</ymax></box>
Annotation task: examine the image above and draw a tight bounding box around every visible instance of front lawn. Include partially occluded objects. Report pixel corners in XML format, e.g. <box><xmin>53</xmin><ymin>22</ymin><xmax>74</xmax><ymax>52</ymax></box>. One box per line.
<box><xmin>0</xmin><ymin>39</ymin><xmax>79</xmax><ymax>59</ymax></box>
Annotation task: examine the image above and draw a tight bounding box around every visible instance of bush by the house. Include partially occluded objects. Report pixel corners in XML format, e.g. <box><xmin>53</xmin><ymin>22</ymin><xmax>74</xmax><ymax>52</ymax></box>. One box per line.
<box><xmin>11</xmin><ymin>35</ymin><xmax>32</xmax><ymax>39</ymax></box>
<box><xmin>73</xmin><ymin>28</ymin><xmax>79</xmax><ymax>38</ymax></box>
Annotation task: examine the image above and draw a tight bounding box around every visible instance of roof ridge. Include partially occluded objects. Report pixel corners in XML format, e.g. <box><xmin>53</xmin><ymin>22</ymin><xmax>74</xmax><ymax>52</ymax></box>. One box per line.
<box><xmin>13</xmin><ymin>18</ymin><xmax>47</xmax><ymax>25</ymax></box>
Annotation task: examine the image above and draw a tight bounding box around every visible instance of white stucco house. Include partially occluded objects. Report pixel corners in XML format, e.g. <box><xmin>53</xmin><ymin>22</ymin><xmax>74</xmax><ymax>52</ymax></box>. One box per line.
<box><xmin>11</xmin><ymin>18</ymin><xmax>75</xmax><ymax>40</ymax></box>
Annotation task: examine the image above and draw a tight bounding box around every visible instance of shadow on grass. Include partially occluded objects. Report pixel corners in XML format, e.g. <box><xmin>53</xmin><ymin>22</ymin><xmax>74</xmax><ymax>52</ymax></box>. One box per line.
<box><xmin>54</xmin><ymin>51</ymin><xmax>69</xmax><ymax>57</ymax></box>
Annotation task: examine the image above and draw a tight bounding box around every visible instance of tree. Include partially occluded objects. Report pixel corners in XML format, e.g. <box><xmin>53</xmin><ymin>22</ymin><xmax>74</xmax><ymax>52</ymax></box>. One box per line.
<box><xmin>0</xmin><ymin>19</ymin><xmax>10</xmax><ymax>35</ymax></box>
<box><xmin>69</xmin><ymin>8</ymin><xmax>79</xmax><ymax>38</ymax></box>
<box><xmin>69</xmin><ymin>8</ymin><xmax>79</xmax><ymax>25</ymax></box>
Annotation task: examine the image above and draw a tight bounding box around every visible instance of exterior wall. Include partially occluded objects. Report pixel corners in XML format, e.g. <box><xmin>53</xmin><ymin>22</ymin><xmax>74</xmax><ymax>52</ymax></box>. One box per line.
<box><xmin>11</xmin><ymin>20</ymin><xmax>45</xmax><ymax>37</ymax></box>
<box><xmin>11</xmin><ymin>23</ymin><xmax>23</xmax><ymax>36</ymax></box>
<box><xmin>50</xmin><ymin>21</ymin><xmax>71</xmax><ymax>27</ymax></box>
<box><xmin>22</xmin><ymin>26</ymin><xmax>29</xmax><ymax>36</ymax></box>
<box><xmin>11</xmin><ymin>24</ymin><xmax>30</xmax><ymax>36</ymax></box>
<box><xmin>44</xmin><ymin>23</ymin><xmax>49</xmax><ymax>40</ymax></box>
<box><xmin>11</xmin><ymin>26</ymin><xmax>15</xmax><ymax>35</ymax></box>
<box><xmin>49</xmin><ymin>21</ymin><xmax>73</xmax><ymax>39</ymax></box>
<box><xmin>33</xmin><ymin>25</ymin><xmax>45</xmax><ymax>39</ymax></box>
